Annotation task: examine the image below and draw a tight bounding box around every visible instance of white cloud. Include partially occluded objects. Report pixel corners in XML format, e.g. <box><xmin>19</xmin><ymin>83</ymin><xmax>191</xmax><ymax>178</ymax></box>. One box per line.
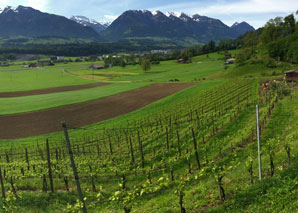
<box><xmin>152</xmin><ymin>0</ymin><xmax>298</xmax><ymax>15</ymax></box>
<box><xmin>25</xmin><ymin>0</ymin><xmax>48</xmax><ymax>11</ymax></box>
<box><xmin>0</xmin><ymin>0</ymin><xmax>16</xmax><ymax>8</ymax></box>
<box><xmin>104</xmin><ymin>14</ymin><xmax>118</xmax><ymax>21</ymax></box>
<box><xmin>151</xmin><ymin>0</ymin><xmax>297</xmax><ymax>15</ymax></box>
<box><xmin>0</xmin><ymin>0</ymin><xmax>49</xmax><ymax>11</ymax></box>
<box><xmin>196</xmin><ymin>0</ymin><xmax>298</xmax><ymax>15</ymax></box>
<box><xmin>150</xmin><ymin>0</ymin><xmax>298</xmax><ymax>28</ymax></box>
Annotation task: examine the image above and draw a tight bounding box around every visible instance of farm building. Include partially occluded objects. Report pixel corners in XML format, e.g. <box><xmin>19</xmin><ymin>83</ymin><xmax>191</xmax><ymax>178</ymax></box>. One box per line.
<box><xmin>38</xmin><ymin>60</ymin><xmax>54</xmax><ymax>66</ymax></box>
<box><xmin>285</xmin><ymin>70</ymin><xmax>298</xmax><ymax>81</ymax></box>
<box><xmin>177</xmin><ymin>58</ymin><xmax>184</xmax><ymax>63</ymax></box>
<box><xmin>177</xmin><ymin>58</ymin><xmax>191</xmax><ymax>64</ymax></box>
<box><xmin>89</xmin><ymin>64</ymin><xmax>105</xmax><ymax>70</ymax></box>
<box><xmin>224</xmin><ymin>58</ymin><xmax>235</xmax><ymax>65</ymax></box>
<box><xmin>50</xmin><ymin>56</ymin><xmax>65</xmax><ymax>61</ymax></box>
<box><xmin>28</xmin><ymin>63</ymin><xmax>37</xmax><ymax>68</ymax></box>
<box><xmin>224</xmin><ymin>52</ymin><xmax>232</xmax><ymax>58</ymax></box>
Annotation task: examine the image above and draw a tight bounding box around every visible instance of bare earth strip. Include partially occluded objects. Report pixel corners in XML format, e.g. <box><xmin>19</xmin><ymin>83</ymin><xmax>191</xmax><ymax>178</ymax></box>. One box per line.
<box><xmin>0</xmin><ymin>83</ymin><xmax>196</xmax><ymax>139</ymax></box>
<box><xmin>0</xmin><ymin>82</ymin><xmax>109</xmax><ymax>98</ymax></box>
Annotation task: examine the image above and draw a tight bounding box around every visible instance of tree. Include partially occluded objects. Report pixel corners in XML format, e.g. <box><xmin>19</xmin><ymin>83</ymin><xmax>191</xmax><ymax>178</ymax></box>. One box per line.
<box><xmin>140</xmin><ymin>59</ymin><xmax>151</xmax><ymax>72</ymax></box>
<box><xmin>284</xmin><ymin>14</ymin><xmax>296</xmax><ymax>34</ymax></box>
<box><xmin>259</xmin><ymin>22</ymin><xmax>278</xmax><ymax>45</ymax></box>
<box><xmin>208</xmin><ymin>40</ymin><xmax>216</xmax><ymax>52</ymax></box>
<box><xmin>171</xmin><ymin>49</ymin><xmax>181</xmax><ymax>59</ymax></box>
<box><xmin>243</xmin><ymin>31</ymin><xmax>259</xmax><ymax>49</ymax></box>
<box><xmin>235</xmin><ymin>48</ymin><xmax>254</xmax><ymax>65</ymax></box>
<box><xmin>120</xmin><ymin>59</ymin><xmax>126</xmax><ymax>68</ymax></box>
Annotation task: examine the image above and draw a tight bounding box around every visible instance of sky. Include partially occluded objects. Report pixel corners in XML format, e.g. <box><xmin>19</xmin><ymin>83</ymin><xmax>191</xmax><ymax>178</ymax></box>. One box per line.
<box><xmin>0</xmin><ymin>0</ymin><xmax>297</xmax><ymax>28</ymax></box>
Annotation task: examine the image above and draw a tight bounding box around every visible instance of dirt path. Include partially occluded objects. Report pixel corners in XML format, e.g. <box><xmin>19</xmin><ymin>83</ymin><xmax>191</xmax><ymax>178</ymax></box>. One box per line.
<box><xmin>0</xmin><ymin>83</ymin><xmax>196</xmax><ymax>139</ymax></box>
<box><xmin>0</xmin><ymin>82</ymin><xmax>110</xmax><ymax>98</ymax></box>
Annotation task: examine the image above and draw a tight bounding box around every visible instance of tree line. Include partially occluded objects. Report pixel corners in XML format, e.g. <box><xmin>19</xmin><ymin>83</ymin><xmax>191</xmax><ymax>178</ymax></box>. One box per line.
<box><xmin>235</xmin><ymin>10</ymin><xmax>298</xmax><ymax>65</ymax></box>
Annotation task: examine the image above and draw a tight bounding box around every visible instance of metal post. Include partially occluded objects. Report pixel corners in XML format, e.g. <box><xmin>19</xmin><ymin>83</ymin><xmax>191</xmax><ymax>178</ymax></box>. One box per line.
<box><xmin>256</xmin><ymin>105</ymin><xmax>262</xmax><ymax>180</ymax></box>
<box><xmin>62</xmin><ymin>121</ymin><xmax>87</xmax><ymax>213</ymax></box>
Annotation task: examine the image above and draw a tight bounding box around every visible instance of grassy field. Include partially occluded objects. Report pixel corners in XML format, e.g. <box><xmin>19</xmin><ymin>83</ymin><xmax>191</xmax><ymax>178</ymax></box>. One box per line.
<box><xmin>208</xmin><ymin>63</ymin><xmax>297</xmax><ymax>80</ymax></box>
<box><xmin>0</xmin><ymin>67</ymin><xmax>94</xmax><ymax>92</ymax></box>
<box><xmin>0</xmin><ymin>52</ymin><xmax>227</xmax><ymax>115</ymax></box>
<box><xmin>0</xmin><ymin>82</ymin><xmax>150</xmax><ymax>115</ymax></box>
<box><xmin>66</xmin><ymin>52</ymin><xmax>228</xmax><ymax>82</ymax></box>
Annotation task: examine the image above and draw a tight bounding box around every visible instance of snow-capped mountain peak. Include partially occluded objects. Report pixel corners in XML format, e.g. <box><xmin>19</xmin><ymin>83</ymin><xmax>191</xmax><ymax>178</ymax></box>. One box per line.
<box><xmin>2</xmin><ymin>6</ymin><xmax>18</xmax><ymax>14</ymax></box>
<box><xmin>232</xmin><ymin>22</ymin><xmax>240</xmax><ymax>27</ymax></box>
<box><xmin>165</xmin><ymin>12</ymin><xmax>192</xmax><ymax>22</ymax></box>
<box><xmin>133</xmin><ymin>9</ymin><xmax>150</xmax><ymax>14</ymax></box>
<box><xmin>70</xmin><ymin>15</ymin><xmax>108</xmax><ymax>33</ymax></box>
<box><xmin>151</xmin><ymin>10</ymin><xmax>159</xmax><ymax>16</ymax></box>
<box><xmin>71</xmin><ymin>16</ymin><xmax>99</xmax><ymax>25</ymax></box>
<box><xmin>99</xmin><ymin>21</ymin><xmax>111</xmax><ymax>27</ymax></box>
<box><xmin>0</xmin><ymin>5</ymin><xmax>35</xmax><ymax>14</ymax></box>
<box><xmin>166</xmin><ymin>12</ymin><xmax>182</xmax><ymax>18</ymax></box>
<box><xmin>180</xmin><ymin>12</ymin><xmax>191</xmax><ymax>22</ymax></box>
<box><xmin>193</xmin><ymin>17</ymin><xmax>200</xmax><ymax>22</ymax></box>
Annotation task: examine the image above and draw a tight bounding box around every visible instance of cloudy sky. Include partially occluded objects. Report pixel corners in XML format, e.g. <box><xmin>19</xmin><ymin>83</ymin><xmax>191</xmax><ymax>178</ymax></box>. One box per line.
<box><xmin>0</xmin><ymin>0</ymin><xmax>297</xmax><ymax>28</ymax></box>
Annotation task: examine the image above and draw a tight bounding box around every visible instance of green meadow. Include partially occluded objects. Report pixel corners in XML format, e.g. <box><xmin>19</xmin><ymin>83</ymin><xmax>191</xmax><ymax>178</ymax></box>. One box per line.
<box><xmin>0</xmin><ymin>82</ymin><xmax>149</xmax><ymax>115</ymax></box>
<box><xmin>66</xmin><ymin>52</ymin><xmax>228</xmax><ymax>82</ymax></box>
<box><xmin>0</xmin><ymin>67</ymin><xmax>93</xmax><ymax>92</ymax></box>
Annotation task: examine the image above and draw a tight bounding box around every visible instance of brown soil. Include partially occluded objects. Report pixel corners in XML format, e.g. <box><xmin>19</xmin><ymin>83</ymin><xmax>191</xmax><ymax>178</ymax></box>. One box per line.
<box><xmin>0</xmin><ymin>83</ymin><xmax>196</xmax><ymax>139</ymax></box>
<box><xmin>0</xmin><ymin>82</ymin><xmax>110</xmax><ymax>98</ymax></box>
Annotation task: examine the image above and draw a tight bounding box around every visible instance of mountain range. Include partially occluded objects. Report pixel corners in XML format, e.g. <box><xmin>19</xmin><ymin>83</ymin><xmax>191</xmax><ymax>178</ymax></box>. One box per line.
<box><xmin>0</xmin><ymin>6</ymin><xmax>101</xmax><ymax>40</ymax></box>
<box><xmin>102</xmin><ymin>10</ymin><xmax>254</xmax><ymax>43</ymax></box>
<box><xmin>0</xmin><ymin>6</ymin><xmax>255</xmax><ymax>46</ymax></box>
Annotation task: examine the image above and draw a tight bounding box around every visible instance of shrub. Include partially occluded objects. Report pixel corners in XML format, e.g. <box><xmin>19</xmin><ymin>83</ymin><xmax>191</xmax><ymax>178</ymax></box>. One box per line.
<box><xmin>264</xmin><ymin>56</ymin><xmax>277</xmax><ymax>68</ymax></box>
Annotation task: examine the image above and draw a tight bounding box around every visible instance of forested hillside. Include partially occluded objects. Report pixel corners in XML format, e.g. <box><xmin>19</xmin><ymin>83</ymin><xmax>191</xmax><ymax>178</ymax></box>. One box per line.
<box><xmin>236</xmin><ymin>11</ymin><xmax>298</xmax><ymax>65</ymax></box>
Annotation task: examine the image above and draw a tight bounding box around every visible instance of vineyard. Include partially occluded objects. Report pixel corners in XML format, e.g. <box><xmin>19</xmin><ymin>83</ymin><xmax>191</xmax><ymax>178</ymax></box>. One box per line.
<box><xmin>0</xmin><ymin>78</ymin><xmax>296</xmax><ymax>212</ymax></box>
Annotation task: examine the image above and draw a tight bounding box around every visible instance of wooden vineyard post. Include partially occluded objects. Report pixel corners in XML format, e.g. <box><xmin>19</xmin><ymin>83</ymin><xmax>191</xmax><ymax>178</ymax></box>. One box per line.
<box><xmin>25</xmin><ymin>148</ymin><xmax>30</xmax><ymax>171</ymax></box>
<box><xmin>62</xmin><ymin>121</ymin><xmax>87</xmax><ymax>213</ymax></box>
<box><xmin>55</xmin><ymin>149</ymin><xmax>59</xmax><ymax>162</ymax></box>
<box><xmin>179</xmin><ymin>191</ymin><xmax>186</xmax><ymax>213</ymax></box>
<box><xmin>108</xmin><ymin>135</ymin><xmax>113</xmax><ymax>155</ymax></box>
<box><xmin>46</xmin><ymin>139</ymin><xmax>54</xmax><ymax>193</ymax></box>
<box><xmin>129</xmin><ymin>137</ymin><xmax>135</xmax><ymax>164</ymax></box>
<box><xmin>191</xmin><ymin>128</ymin><xmax>201</xmax><ymax>170</ymax></box>
<box><xmin>256</xmin><ymin>105</ymin><xmax>262</xmax><ymax>180</ymax></box>
<box><xmin>137</xmin><ymin>131</ymin><xmax>145</xmax><ymax>169</ymax></box>
<box><xmin>176</xmin><ymin>130</ymin><xmax>181</xmax><ymax>157</ymax></box>
<box><xmin>5</xmin><ymin>152</ymin><xmax>9</xmax><ymax>163</ymax></box>
<box><xmin>166</xmin><ymin>127</ymin><xmax>169</xmax><ymax>151</ymax></box>
<box><xmin>0</xmin><ymin>166</ymin><xmax>5</xmax><ymax>199</ymax></box>
<box><xmin>96</xmin><ymin>144</ymin><xmax>100</xmax><ymax>156</ymax></box>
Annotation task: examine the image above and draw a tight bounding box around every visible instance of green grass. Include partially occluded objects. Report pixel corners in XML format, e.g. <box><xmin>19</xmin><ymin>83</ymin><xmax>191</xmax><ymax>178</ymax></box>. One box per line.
<box><xmin>0</xmin><ymin>51</ymin><xmax>228</xmax><ymax>93</ymax></box>
<box><xmin>0</xmin><ymin>67</ymin><xmax>94</xmax><ymax>92</ymax></box>
<box><xmin>67</xmin><ymin>52</ymin><xmax>229</xmax><ymax>82</ymax></box>
<box><xmin>0</xmin><ymin>82</ymin><xmax>150</xmax><ymax>115</ymax></box>
<box><xmin>208</xmin><ymin>61</ymin><xmax>298</xmax><ymax>80</ymax></box>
